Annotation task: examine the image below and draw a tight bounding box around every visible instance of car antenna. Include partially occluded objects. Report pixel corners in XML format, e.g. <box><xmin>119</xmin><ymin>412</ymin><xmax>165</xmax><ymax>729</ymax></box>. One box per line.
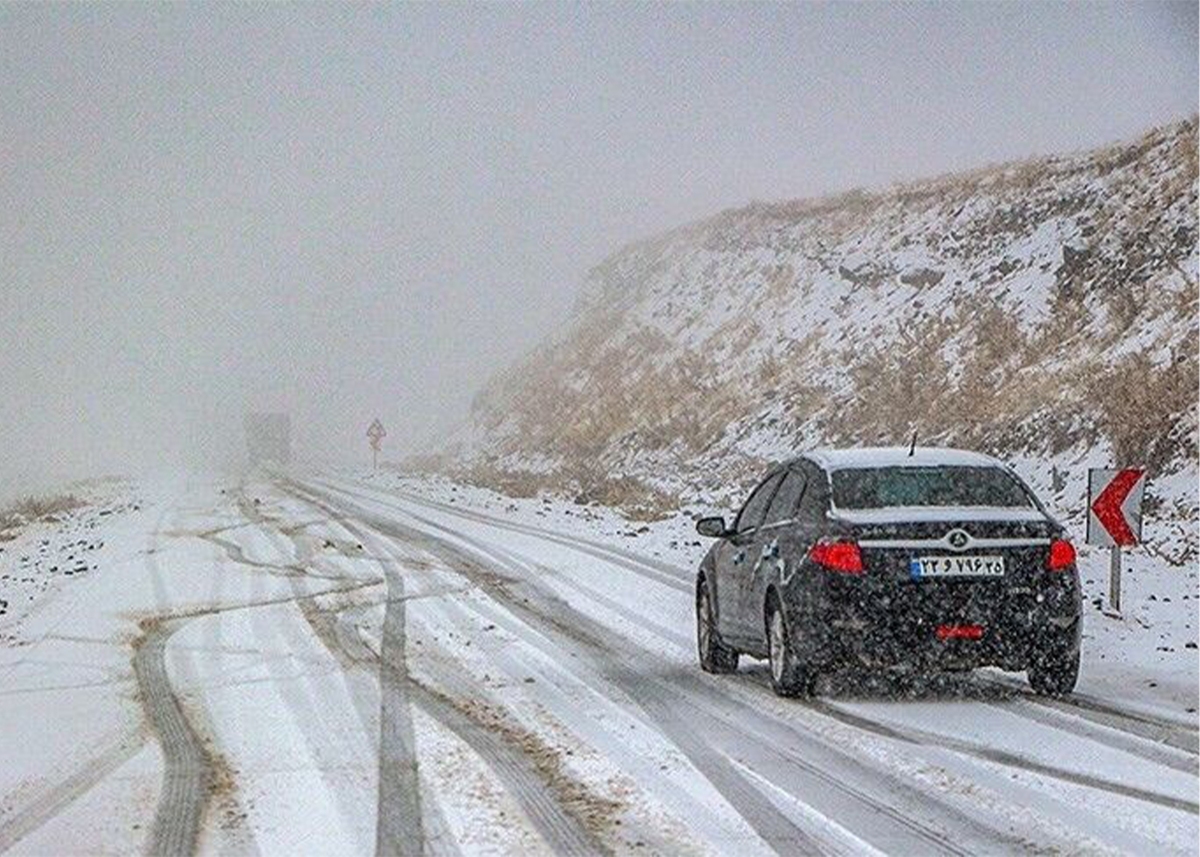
<box><xmin>908</xmin><ymin>429</ymin><xmax>918</xmax><ymax>457</ymax></box>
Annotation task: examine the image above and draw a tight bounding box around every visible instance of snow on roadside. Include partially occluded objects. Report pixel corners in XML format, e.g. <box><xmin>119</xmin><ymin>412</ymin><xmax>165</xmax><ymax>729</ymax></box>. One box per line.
<box><xmin>0</xmin><ymin>478</ymin><xmax>143</xmax><ymax>635</ymax></box>
<box><xmin>0</xmin><ymin>477</ymin><xmax>167</xmax><ymax>854</ymax></box>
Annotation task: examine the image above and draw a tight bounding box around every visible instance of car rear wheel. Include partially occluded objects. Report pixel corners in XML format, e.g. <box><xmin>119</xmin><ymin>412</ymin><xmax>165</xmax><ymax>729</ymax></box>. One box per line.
<box><xmin>766</xmin><ymin>601</ymin><xmax>814</xmax><ymax>697</ymax></box>
<box><xmin>697</xmin><ymin>584</ymin><xmax>739</xmax><ymax>674</ymax></box>
<box><xmin>1028</xmin><ymin>640</ymin><xmax>1080</xmax><ymax>696</ymax></box>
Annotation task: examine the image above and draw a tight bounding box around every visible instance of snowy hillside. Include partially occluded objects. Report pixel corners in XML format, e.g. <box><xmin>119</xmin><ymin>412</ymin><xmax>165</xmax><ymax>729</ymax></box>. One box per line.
<box><xmin>426</xmin><ymin>120</ymin><xmax>1198</xmax><ymax>544</ymax></box>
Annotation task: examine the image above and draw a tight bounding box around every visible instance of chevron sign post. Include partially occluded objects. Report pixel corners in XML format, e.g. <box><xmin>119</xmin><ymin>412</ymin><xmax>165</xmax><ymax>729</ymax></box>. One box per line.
<box><xmin>1087</xmin><ymin>468</ymin><xmax>1147</xmax><ymax>614</ymax></box>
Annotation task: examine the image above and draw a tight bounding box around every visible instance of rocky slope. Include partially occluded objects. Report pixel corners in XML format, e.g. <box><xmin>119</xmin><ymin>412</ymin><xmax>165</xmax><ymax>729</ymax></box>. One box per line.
<box><xmin>423</xmin><ymin>119</ymin><xmax>1198</xmax><ymax>549</ymax></box>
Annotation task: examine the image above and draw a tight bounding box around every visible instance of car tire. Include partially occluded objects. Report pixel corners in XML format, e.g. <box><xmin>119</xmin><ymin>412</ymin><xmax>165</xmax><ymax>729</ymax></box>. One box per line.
<box><xmin>766</xmin><ymin>600</ymin><xmax>814</xmax><ymax>697</ymax></box>
<box><xmin>1027</xmin><ymin>640</ymin><xmax>1080</xmax><ymax>696</ymax></box>
<box><xmin>697</xmin><ymin>583</ymin><xmax>739</xmax><ymax>674</ymax></box>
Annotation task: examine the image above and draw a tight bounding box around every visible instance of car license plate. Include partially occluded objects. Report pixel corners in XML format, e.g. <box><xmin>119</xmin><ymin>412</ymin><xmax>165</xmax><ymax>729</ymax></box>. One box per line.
<box><xmin>910</xmin><ymin>555</ymin><xmax>1005</xmax><ymax>579</ymax></box>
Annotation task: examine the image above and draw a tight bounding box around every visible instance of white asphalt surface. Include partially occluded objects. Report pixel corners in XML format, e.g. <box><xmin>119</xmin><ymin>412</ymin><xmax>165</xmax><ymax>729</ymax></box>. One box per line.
<box><xmin>0</xmin><ymin>472</ymin><xmax>1196</xmax><ymax>856</ymax></box>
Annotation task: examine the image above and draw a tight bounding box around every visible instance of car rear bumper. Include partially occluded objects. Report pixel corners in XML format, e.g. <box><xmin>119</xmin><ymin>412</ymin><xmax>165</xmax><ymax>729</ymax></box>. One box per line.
<box><xmin>795</xmin><ymin>576</ymin><xmax>1081</xmax><ymax>672</ymax></box>
<box><xmin>815</xmin><ymin>616</ymin><xmax>1080</xmax><ymax>671</ymax></box>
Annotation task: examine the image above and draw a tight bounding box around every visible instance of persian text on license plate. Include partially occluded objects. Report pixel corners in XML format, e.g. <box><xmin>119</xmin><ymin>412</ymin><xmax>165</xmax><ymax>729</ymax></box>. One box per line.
<box><xmin>910</xmin><ymin>555</ymin><xmax>1006</xmax><ymax>579</ymax></box>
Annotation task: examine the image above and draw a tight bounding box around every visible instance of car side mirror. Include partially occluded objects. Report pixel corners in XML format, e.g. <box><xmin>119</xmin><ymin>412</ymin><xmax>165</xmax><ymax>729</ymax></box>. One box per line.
<box><xmin>696</xmin><ymin>516</ymin><xmax>731</xmax><ymax>538</ymax></box>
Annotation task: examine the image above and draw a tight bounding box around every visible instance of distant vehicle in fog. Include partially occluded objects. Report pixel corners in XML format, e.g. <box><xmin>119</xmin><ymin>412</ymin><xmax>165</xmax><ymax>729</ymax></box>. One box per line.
<box><xmin>244</xmin><ymin>412</ymin><xmax>292</xmax><ymax>466</ymax></box>
<box><xmin>694</xmin><ymin>447</ymin><xmax>1081</xmax><ymax>697</ymax></box>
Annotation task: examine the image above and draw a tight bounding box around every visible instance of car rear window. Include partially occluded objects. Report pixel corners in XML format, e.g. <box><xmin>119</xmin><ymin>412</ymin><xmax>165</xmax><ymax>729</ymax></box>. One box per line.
<box><xmin>831</xmin><ymin>466</ymin><xmax>1033</xmax><ymax>509</ymax></box>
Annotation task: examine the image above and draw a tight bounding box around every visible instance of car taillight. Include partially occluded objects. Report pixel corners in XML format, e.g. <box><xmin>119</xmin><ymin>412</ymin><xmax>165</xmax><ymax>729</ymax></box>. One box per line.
<box><xmin>1047</xmin><ymin>538</ymin><xmax>1076</xmax><ymax>571</ymax></box>
<box><xmin>936</xmin><ymin>624</ymin><xmax>985</xmax><ymax>641</ymax></box>
<box><xmin>809</xmin><ymin>539</ymin><xmax>864</xmax><ymax>574</ymax></box>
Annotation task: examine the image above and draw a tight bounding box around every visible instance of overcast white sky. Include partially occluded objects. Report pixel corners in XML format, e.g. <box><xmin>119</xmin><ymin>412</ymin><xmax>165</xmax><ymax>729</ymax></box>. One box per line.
<box><xmin>1</xmin><ymin>2</ymin><xmax>1196</xmax><ymax>494</ymax></box>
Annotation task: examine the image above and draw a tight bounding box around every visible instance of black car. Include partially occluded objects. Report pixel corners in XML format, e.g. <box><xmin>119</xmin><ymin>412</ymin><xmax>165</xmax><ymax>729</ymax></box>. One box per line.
<box><xmin>694</xmin><ymin>447</ymin><xmax>1081</xmax><ymax>697</ymax></box>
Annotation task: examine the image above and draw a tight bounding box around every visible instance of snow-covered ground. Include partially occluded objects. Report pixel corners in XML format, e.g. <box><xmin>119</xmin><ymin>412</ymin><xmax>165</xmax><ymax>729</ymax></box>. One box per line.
<box><xmin>0</xmin><ymin>469</ymin><xmax>1196</xmax><ymax>855</ymax></box>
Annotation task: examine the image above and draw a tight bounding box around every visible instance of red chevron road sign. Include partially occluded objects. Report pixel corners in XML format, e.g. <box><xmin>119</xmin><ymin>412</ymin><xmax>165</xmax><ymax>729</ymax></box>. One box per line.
<box><xmin>1087</xmin><ymin>468</ymin><xmax>1146</xmax><ymax>547</ymax></box>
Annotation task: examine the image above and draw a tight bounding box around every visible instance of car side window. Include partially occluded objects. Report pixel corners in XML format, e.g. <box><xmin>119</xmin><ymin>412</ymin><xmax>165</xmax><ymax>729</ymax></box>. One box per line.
<box><xmin>797</xmin><ymin>464</ymin><xmax>829</xmax><ymax>521</ymax></box>
<box><xmin>735</xmin><ymin>471</ymin><xmax>784</xmax><ymax>534</ymax></box>
<box><xmin>764</xmin><ymin>470</ymin><xmax>807</xmax><ymax>526</ymax></box>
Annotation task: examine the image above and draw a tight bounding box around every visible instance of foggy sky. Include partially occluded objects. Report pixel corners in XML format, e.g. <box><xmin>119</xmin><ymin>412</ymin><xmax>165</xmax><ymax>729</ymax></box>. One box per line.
<box><xmin>1</xmin><ymin>2</ymin><xmax>1196</xmax><ymax>496</ymax></box>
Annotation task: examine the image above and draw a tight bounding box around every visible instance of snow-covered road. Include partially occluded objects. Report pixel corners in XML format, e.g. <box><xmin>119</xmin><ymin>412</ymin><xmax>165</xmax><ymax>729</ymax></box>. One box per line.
<box><xmin>0</xmin><ymin>472</ymin><xmax>1196</xmax><ymax>855</ymax></box>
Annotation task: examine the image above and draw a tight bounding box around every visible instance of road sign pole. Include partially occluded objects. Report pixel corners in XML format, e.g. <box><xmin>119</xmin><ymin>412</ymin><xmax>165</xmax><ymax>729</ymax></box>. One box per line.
<box><xmin>366</xmin><ymin>418</ymin><xmax>386</xmax><ymax>473</ymax></box>
<box><xmin>1109</xmin><ymin>545</ymin><xmax>1121</xmax><ymax>614</ymax></box>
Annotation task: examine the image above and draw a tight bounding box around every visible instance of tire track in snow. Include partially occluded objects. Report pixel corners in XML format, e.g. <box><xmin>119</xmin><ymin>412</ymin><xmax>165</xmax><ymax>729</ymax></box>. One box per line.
<box><xmin>806</xmin><ymin>699</ymin><xmax>1199</xmax><ymax>814</ymax></box>
<box><xmin>291</xmin><ymin>484</ymin><xmax>827</xmax><ymax>853</ymax></box>
<box><xmin>405</xmin><ymin>678</ymin><xmax>608</xmax><ymax>856</ymax></box>
<box><xmin>976</xmin><ymin>673</ymin><xmax>1200</xmax><ymax>757</ymax></box>
<box><xmin>134</xmin><ymin>615</ymin><xmax>214</xmax><ymax>857</ymax></box>
<box><xmin>135</xmin><ymin>594</ymin><xmax>381</xmax><ymax>857</ymax></box>
<box><xmin>279</xmin><ymin>483</ymin><xmax>613</xmax><ymax>856</ymax></box>
<box><xmin>317</xmin><ymin>478</ymin><xmax>691</xmax><ymax>595</ymax></box>
<box><xmin>297</xmin><ymin>479</ymin><xmax>991</xmax><ymax>856</ymax></box>
<box><xmin>418</xmin><ymin>586</ymin><xmax>764</xmax><ymax>854</ymax></box>
<box><xmin>978</xmin><ymin>694</ymin><xmax>1198</xmax><ymax>774</ymax></box>
<box><xmin>1</xmin><ymin>510</ymin><xmax>226</xmax><ymax>857</ymax></box>
<box><xmin>138</xmin><ymin>513</ymin><xmax>214</xmax><ymax>857</ymax></box>
<box><xmin>452</xmin><ymin>590</ymin><xmax>999</xmax><ymax>857</ymax></box>
<box><xmin>232</xmin><ymin>497</ymin><xmax>381</xmax><ymax>853</ymax></box>
<box><xmin>385</xmin><ymin>486</ymin><xmax>689</xmax><ymax>583</ymax></box>
<box><xmin>254</xmin><ymin>488</ymin><xmax>440</xmax><ymax>857</ymax></box>
<box><xmin>0</xmin><ymin>728</ymin><xmax>146</xmax><ymax>853</ymax></box>
<box><xmin>372</xmin><ymin>542</ymin><xmax>429</xmax><ymax>857</ymax></box>
<box><xmin>296</xmin><ymin>588</ymin><xmax>611</xmax><ymax>857</ymax></box>
<box><xmin>256</xmin><ymin>491</ymin><xmax>473</xmax><ymax>856</ymax></box>
<box><xmin>136</xmin><ymin>504</ymin><xmax>382</xmax><ymax>857</ymax></box>
<box><xmin>462</xmin><ymin>521</ymin><xmax>1196</xmax><ymax>783</ymax></box>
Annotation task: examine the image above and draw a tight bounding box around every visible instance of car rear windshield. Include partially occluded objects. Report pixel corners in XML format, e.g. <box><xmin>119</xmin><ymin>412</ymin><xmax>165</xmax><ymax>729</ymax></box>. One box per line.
<box><xmin>831</xmin><ymin>466</ymin><xmax>1033</xmax><ymax>509</ymax></box>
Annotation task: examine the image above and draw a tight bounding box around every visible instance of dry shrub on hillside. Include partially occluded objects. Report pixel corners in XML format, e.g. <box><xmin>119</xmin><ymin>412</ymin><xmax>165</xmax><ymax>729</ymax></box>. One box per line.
<box><xmin>828</xmin><ymin>317</ymin><xmax>956</xmax><ymax>445</ymax></box>
<box><xmin>458</xmin><ymin>465</ymin><xmax>544</xmax><ymax>500</ymax></box>
<box><xmin>565</xmin><ymin>471</ymin><xmax>677</xmax><ymax>522</ymax></box>
<box><xmin>466</xmin><ymin>462</ymin><xmax>677</xmax><ymax>522</ymax></box>
<box><xmin>0</xmin><ymin>493</ymin><xmax>84</xmax><ymax>535</ymax></box>
<box><xmin>1175</xmin><ymin>118</ymin><xmax>1199</xmax><ymax>191</ymax></box>
<box><xmin>547</xmin><ymin>337</ymin><xmax>737</xmax><ymax>460</ymax></box>
<box><xmin>1037</xmin><ymin>287</ymin><xmax>1092</xmax><ymax>352</ymax></box>
<box><xmin>1088</xmin><ymin>349</ymin><xmax>1199</xmax><ymax>474</ymax></box>
<box><xmin>942</xmin><ymin>305</ymin><xmax>1040</xmax><ymax>447</ymax></box>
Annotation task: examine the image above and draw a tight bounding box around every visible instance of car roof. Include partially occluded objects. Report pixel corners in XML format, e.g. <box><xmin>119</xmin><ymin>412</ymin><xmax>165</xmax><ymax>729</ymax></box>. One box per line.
<box><xmin>799</xmin><ymin>446</ymin><xmax>1006</xmax><ymax>472</ymax></box>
